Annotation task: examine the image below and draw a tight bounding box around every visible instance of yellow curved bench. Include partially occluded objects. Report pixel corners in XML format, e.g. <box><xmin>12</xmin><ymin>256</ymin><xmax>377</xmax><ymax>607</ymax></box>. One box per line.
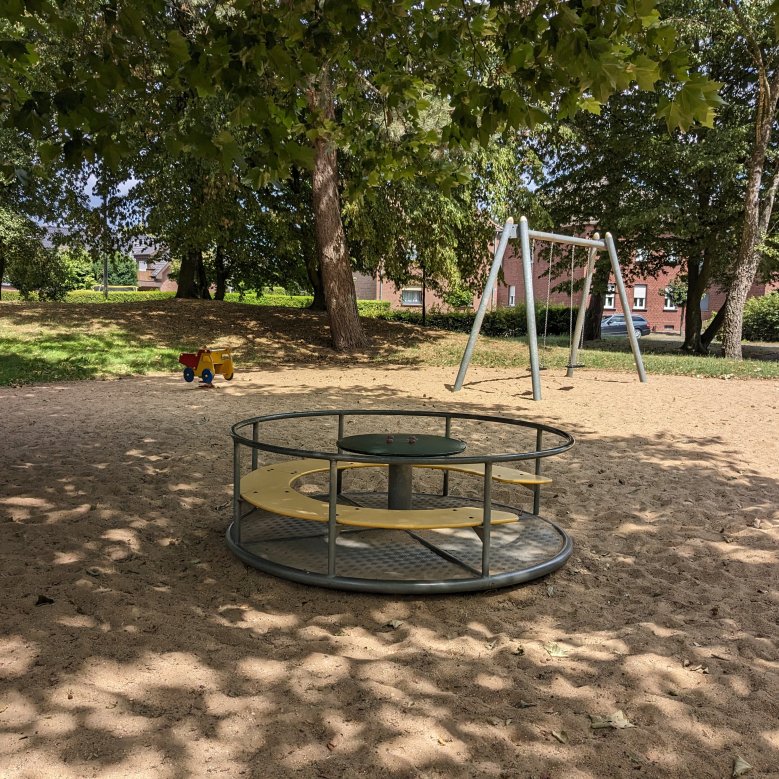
<box><xmin>239</xmin><ymin>458</ymin><xmax>540</xmax><ymax>530</ymax></box>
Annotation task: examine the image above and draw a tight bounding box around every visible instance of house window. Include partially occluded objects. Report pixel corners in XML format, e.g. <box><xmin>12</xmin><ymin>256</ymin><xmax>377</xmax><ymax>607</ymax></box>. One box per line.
<box><xmin>663</xmin><ymin>288</ymin><xmax>677</xmax><ymax>310</ymax></box>
<box><xmin>508</xmin><ymin>285</ymin><xmax>516</xmax><ymax>307</ymax></box>
<box><xmin>400</xmin><ymin>288</ymin><xmax>423</xmax><ymax>306</ymax></box>
<box><xmin>604</xmin><ymin>283</ymin><xmax>616</xmax><ymax>310</ymax></box>
<box><xmin>700</xmin><ymin>292</ymin><xmax>710</xmax><ymax>311</ymax></box>
<box><xmin>138</xmin><ymin>260</ymin><xmax>147</xmax><ymax>271</ymax></box>
<box><xmin>633</xmin><ymin>284</ymin><xmax>647</xmax><ymax>310</ymax></box>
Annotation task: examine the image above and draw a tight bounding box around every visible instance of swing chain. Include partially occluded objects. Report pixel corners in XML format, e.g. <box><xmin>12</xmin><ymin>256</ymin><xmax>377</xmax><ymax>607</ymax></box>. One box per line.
<box><xmin>542</xmin><ymin>243</ymin><xmax>553</xmax><ymax>352</ymax></box>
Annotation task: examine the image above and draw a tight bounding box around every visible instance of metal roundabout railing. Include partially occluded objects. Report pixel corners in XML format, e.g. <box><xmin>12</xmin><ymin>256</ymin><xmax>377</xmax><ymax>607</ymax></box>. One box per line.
<box><xmin>227</xmin><ymin>409</ymin><xmax>575</xmax><ymax>594</ymax></box>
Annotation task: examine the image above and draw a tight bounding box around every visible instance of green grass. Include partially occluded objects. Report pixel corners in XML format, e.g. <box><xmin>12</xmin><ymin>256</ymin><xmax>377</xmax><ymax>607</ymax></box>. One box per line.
<box><xmin>386</xmin><ymin>334</ymin><xmax>779</xmax><ymax>380</ymax></box>
<box><xmin>1</xmin><ymin>289</ymin><xmax>391</xmax><ymax>316</ymax></box>
<box><xmin>0</xmin><ymin>328</ymin><xmax>183</xmax><ymax>385</ymax></box>
<box><xmin>1</xmin><ymin>299</ymin><xmax>777</xmax><ymax>386</ymax></box>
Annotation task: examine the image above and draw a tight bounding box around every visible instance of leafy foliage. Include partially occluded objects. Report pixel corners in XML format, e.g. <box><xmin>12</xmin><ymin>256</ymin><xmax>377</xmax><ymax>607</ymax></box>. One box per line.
<box><xmin>7</xmin><ymin>243</ymin><xmax>76</xmax><ymax>301</ymax></box>
<box><xmin>742</xmin><ymin>292</ymin><xmax>779</xmax><ymax>341</ymax></box>
<box><xmin>376</xmin><ymin>304</ymin><xmax>577</xmax><ymax>338</ymax></box>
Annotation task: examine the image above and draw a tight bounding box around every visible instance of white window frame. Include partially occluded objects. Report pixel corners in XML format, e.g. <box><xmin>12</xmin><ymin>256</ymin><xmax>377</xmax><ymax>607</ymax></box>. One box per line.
<box><xmin>663</xmin><ymin>288</ymin><xmax>677</xmax><ymax>311</ymax></box>
<box><xmin>633</xmin><ymin>284</ymin><xmax>647</xmax><ymax>310</ymax></box>
<box><xmin>508</xmin><ymin>285</ymin><xmax>516</xmax><ymax>307</ymax></box>
<box><xmin>400</xmin><ymin>287</ymin><xmax>423</xmax><ymax>307</ymax></box>
<box><xmin>604</xmin><ymin>283</ymin><xmax>616</xmax><ymax>310</ymax></box>
<box><xmin>138</xmin><ymin>260</ymin><xmax>148</xmax><ymax>272</ymax></box>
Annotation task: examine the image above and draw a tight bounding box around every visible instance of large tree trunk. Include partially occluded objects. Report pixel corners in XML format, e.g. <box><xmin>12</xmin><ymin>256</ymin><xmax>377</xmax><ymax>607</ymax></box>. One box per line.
<box><xmin>721</xmin><ymin>172</ymin><xmax>763</xmax><ymax>359</ymax></box>
<box><xmin>583</xmin><ymin>255</ymin><xmax>611</xmax><ymax>340</ymax></box>
<box><xmin>721</xmin><ymin>53</ymin><xmax>779</xmax><ymax>359</ymax></box>
<box><xmin>176</xmin><ymin>248</ymin><xmax>210</xmax><ymax>299</ymax></box>
<box><xmin>701</xmin><ymin>301</ymin><xmax>727</xmax><ymax>351</ymax></box>
<box><xmin>0</xmin><ymin>251</ymin><xmax>5</xmax><ymax>300</ymax></box>
<box><xmin>214</xmin><ymin>244</ymin><xmax>227</xmax><ymax>301</ymax></box>
<box><xmin>681</xmin><ymin>249</ymin><xmax>710</xmax><ymax>354</ymax></box>
<box><xmin>306</xmin><ymin>255</ymin><xmax>327</xmax><ymax>311</ymax></box>
<box><xmin>310</xmin><ymin>78</ymin><xmax>366</xmax><ymax>351</ymax></box>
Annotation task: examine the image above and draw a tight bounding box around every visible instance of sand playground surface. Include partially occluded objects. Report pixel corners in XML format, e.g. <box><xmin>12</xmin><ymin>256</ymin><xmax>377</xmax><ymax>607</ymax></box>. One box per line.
<box><xmin>1</xmin><ymin>365</ymin><xmax>778</xmax><ymax>779</ymax></box>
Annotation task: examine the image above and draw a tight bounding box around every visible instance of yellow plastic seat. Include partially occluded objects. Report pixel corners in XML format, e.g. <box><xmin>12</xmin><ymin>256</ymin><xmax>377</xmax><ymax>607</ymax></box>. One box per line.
<box><xmin>240</xmin><ymin>459</ymin><xmax>522</xmax><ymax>530</ymax></box>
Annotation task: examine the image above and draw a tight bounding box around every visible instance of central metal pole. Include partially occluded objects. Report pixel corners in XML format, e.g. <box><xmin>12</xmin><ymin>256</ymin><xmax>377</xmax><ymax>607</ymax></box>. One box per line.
<box><xmin>519</xmin><ymin>217</ymin><xmax>542</xmax><ymax>401</ymax></box>
<box><xmin>388</xmin><ymin>464</ymin><xmax>413</xmax><ymax>509</ymax></box>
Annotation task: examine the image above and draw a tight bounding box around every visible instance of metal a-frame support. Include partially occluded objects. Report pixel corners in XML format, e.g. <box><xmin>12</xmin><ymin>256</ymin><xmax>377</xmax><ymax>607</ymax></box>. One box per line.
<box><xmin>453</xmin><ymin>216</ymin><xmax>647</xmax><ymax>399</ymax></box>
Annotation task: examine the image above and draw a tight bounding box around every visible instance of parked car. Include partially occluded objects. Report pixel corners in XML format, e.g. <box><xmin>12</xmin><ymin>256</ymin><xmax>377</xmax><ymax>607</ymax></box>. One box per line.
<box><xmin>601</xmin><ymin>314</ymin><xmax>651</xmax><ymax>338</ymax></box>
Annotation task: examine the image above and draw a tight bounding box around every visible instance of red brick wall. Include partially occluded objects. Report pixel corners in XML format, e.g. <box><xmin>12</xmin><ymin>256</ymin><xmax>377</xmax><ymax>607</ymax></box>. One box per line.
<box><xmin>601</xmin><ymin>265</ymin><xmax>685</xmax><ymax>333</ymax></box>
<box><xmin>353</xmin><ymin>273</ymin><xmax>379</xmax><ymax>300</ymax></box>
<box><xmin>495</xmin><ymin>241</ymin><xmax>733</xmax><ymax>334</ymax></box>
<box><xmin>353</xmin><ymin>271</ymin><xmax>489</xmax><ymax>311</ymax></box>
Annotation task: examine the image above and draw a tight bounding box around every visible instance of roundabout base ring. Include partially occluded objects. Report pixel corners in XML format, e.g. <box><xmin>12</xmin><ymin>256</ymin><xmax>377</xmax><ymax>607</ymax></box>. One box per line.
<box><xmin>227</xmin><ymin>492</ymin><xmax>573</xmax><ymax>594</ymax></box>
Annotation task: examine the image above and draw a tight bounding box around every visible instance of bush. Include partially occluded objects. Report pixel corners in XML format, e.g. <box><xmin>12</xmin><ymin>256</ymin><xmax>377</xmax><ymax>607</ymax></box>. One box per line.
<box><xmin>374</xmin><ymin>303</ymin><xmax>576</xmax><ymax>337</ymax></box>
<box><xmin>64</xmin><ymin>290</ymin><xmax>175</xmax><ymax>303</ymax></box>
<box><xmin>357</xmin><ymin>300</ymin><xmax>392</xmax><ymax>317</ymax></box>
<box><xmin>743</xmin><ymin>292</ymin><xmax>779</xmax><ymax>341</ymax></box>
<box><xmin>223</xmin><ymin>292</ymin><xmax>312</xmax><ymax>307</ymax></box>
<box><xmin>7</xmin><ymin>247</ymin><xmax>76</xmax><ymax>301</ymax></box>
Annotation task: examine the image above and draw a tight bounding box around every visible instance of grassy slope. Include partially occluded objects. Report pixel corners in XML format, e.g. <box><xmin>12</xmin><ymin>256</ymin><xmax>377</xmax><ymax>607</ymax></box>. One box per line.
<box><xmin>1</xmin><ymin>299</ymin><xmax>777</xmax><ymax>386</ymax></box>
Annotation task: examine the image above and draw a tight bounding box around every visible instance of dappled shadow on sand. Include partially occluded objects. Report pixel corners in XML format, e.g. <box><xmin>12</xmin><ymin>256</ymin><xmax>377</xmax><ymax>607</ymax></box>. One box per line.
<box><xmin>1</xmin><ymin>373</ymin><xmax>777</xmax><ymax>778</ymax></box>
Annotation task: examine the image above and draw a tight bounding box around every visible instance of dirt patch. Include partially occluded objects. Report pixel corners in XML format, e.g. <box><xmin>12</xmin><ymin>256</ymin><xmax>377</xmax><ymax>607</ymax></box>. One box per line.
<box><xmin>1</xmin><ymin>366</ymin><xmax>777</xmax><ymax>778</ymax></box>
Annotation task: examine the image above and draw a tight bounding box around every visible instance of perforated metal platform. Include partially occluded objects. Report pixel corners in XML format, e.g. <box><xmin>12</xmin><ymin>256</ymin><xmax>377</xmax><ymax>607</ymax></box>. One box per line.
<box><xmin>226</xmin><ymin>492</ymin><xmax>572</xmax><ymax>593</ymax></box>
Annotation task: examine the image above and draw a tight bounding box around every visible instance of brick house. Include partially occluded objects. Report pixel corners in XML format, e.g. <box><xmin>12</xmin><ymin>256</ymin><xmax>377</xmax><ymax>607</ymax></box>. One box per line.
<box><xmin>495</xmin><ymin>244</ymin><xmax>690</xmax><ymax>333</ymax></box>
<box><xmin>132</xmin><ymin>239</ymin><xmax>177</xmax><ymax>292</ymax></box>
<box><xmin>496</xmin><ymin>241</ymin><xmax>778</xmax><ymax>334</ymax></box>
<box><xmin>352</xmin><ymin>271</ymin><xmax>493</xmax><ymax>312</ymax></box>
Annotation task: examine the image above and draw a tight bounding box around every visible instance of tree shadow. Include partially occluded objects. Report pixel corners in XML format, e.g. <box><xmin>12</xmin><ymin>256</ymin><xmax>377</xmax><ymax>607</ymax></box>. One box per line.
<box><xmin>1</xmin><ymin>376</ymin><xmax>777</xmax><ymax>777</ymax></box>
<box><xmin>0</xmin><ymin>300</ymin><xmax>442</xmax><ymax>377</ymax></box>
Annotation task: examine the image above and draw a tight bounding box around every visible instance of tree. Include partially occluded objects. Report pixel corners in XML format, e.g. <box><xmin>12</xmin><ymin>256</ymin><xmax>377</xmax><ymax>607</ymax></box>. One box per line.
<box><xmin>3</xmin><ymin>1</ymin><xmax>723</xmax><ymax>350</ymax></box>
<box><xmin>0</xmin><ymin>207</ymin><xmax>44</xmax><ymax>299</ymax></box>
<box><xmin>537</xmin><ymin>0</ymin><xmax>760</xmax><ymax>353</ymax></box>
<box><xmin>94</xmin><ymin>251</ymin><xmax>136</xmax><ymax>287</ymax></box>
<box><xmin>345</xmin><ymin>137</ymin><xmax>544</xmax><ymax>304</ymax></box>
<box><xmin>719</xmin><ymin>0</ymin><xmax>779</xmax><ymax>358</ymax></box>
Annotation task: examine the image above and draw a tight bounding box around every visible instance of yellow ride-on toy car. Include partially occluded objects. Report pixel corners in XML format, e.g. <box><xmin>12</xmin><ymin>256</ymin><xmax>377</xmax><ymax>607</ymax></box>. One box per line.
<box><xmin>179</xmin><ymin>347</ymin><xmax>234</xmax><ymax>384</ymax></box>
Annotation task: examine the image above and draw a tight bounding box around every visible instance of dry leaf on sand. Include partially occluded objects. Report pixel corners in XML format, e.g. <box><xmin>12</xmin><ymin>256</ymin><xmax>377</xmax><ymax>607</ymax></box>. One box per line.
<box><xmin>590</xmin><ymin>710</ymin><xmax>635</xmax><ymax>730</ymax></box>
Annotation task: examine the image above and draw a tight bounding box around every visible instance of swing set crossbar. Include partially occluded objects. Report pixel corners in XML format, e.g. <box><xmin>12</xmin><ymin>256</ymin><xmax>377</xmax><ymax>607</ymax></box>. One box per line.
<box><xmin>527</xmin><ymin>229</ymin><xmax>606</xmax><ymax>251</ymax></box>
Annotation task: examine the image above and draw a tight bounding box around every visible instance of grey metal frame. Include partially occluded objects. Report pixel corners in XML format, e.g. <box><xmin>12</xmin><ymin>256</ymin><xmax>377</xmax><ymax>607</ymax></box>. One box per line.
<box><xmin>226</xmin><ymin>409</ymin><xmax>575</xmax><ymax>594</ymax></box>
<box><xmin>453</xmin><ymin>217</ymin><xmax>647</xmax><ymax>399</ymax></box>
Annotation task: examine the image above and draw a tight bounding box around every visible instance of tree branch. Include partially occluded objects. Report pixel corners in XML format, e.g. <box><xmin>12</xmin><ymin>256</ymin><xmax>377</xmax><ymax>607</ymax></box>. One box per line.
<box><xmin>759</xmin><ymin>163</ymin><xmax>779</xmax><ymax>234</ymax></box>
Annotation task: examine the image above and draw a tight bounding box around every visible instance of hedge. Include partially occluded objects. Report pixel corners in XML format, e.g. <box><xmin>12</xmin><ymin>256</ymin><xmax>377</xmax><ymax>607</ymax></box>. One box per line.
<box><xmin>742</xmin><ymin>292</ymin><xmax>779</xmax><ymax>342</ymax></box>
<box><xmin>222</xmin><ymin>292</ymin><xmax>391</xmax><ymax>316</ymax></box>
<box><xmin>375</xmin><ymin>304</ymin><xmax>577</xmax><ymax>337</ymax></box>
<box><xmin>0</xmin><ymin>286</ymin><xmax>572</xmax><ymax>337</ymax></box>
<box><xmin>0</xmin><ymin>289</ymin><xmax>176</xmax><ymax>303</ymax></box>
<box><xmin>66</xmin><ymin>290</ymin><xmax>177</xmax><ymax>303</ymax></box>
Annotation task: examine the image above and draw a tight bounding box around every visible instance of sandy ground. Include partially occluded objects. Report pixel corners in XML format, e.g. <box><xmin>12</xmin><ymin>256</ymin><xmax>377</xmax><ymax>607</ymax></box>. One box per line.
<box><xmin>1</xmin><ymin>366</ymin><xmax>778</xmax><ymax>779</ymax></box>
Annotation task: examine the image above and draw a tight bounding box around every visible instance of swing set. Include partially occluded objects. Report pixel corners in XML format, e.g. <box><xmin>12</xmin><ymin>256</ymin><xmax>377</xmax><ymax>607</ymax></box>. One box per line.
<box><xmin>453</xmin><ymin>216</ymin><xmax>647</xmax><ymax>400</ymax></box>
